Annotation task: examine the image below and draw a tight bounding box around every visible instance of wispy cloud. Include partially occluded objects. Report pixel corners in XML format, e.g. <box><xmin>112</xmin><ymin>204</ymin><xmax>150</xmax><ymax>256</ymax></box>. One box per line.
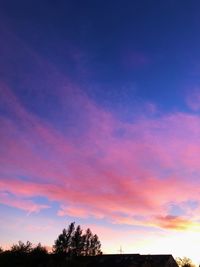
<box><xmin>0</xmin><ymin>23</ymin><xmax>200</xmax><ymax>231</ymax></box>
<box><xmin>0</xmin><ymin>192</ymin><xmax>49</xmax><ymax>214</ymax></box>
<box><xmin>1</xmin><ymin>80</ymin><xmax>200</xmax><ymax>231</ymax></box>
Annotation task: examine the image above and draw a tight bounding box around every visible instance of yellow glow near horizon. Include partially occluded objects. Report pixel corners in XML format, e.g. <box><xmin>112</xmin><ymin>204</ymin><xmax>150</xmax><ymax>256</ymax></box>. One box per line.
<box><xmin>101</xmin><ymin>229</ymin><xmax>200</xmax><ymax>266</ymax></box>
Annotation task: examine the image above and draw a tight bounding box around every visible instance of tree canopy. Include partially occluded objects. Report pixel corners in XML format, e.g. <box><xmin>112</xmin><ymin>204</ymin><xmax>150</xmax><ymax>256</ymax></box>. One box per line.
<box><xmin>11</xmin><ymin>241</ymin><xmax>33</xmax><ymax>254</ymax></box>
<box><xmin>53</xmin><ymin>222</ymin><xmax>102</xmax><ymax>256</ymax></box>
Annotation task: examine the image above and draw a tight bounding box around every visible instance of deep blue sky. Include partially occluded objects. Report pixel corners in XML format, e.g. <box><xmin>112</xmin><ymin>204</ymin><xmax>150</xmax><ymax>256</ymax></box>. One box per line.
<box><xmin>1</xmin><ymin>0</ymin><xmax>200</xmax><ymax>113</ymax></box>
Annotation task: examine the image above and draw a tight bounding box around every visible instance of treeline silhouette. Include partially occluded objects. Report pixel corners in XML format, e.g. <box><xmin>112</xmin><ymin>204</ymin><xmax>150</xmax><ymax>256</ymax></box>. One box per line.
<box><xmin>53</xmin><ymin>222</ymin><xmax>101</xmax><ymax>256</ymax></box>
<box><xmin>0</xmin><ymin>222</ymin><xmax>102</xmax><ymax>267</ymax></box>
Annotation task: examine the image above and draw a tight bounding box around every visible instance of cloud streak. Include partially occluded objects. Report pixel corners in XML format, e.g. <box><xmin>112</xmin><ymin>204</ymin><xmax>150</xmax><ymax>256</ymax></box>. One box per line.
<box><xmin>0</xmin><ymin>24</ymin><xmax>200</xmax><ymax>231</ymax></box>
<box><xmin>1</xmin><ymin>79</ymin><xmax>200</xmax><ymax>231</ymax></box>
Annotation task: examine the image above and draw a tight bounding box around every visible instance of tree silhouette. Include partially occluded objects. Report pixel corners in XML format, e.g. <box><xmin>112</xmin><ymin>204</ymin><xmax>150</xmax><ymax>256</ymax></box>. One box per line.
<box><xmin>53</xmin><ymin>222</ymin><xmax>75</xmax><ymax>254</ymax></box>
<box><xmin>31</xmin><ymin>243</ymin><xmax>48</xmax><ymax>256</ymax></box>
<box><xmin>0</xmin><ymin>225</ymin><xmax>101</xmax><ymax>267</ymax></box>
<box><xmin>90</xmin><ymin>234</ymin><xmax>101</xmax><ymax>256</ymax></box>
<box><xmin>11</xmin><ymin>241</ymin><xmax>32</xmax><ymax>254</ymax></box>
<box><xmin>72</xmin><ymin>225</ymin><xmax>84</xmax><ymax>256</ymax></box>
<box><xmin>53</xmin><ymin>222</ymin><xmax>102</xmax><ymax>256</ymax></box>
<box><xmin>83</xmin><ymin>228</ymin><xmax>93</xmax><ymax>256</ymax></box>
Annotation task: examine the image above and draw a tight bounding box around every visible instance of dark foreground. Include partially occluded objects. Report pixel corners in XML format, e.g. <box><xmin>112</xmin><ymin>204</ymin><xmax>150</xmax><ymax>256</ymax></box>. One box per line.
<box><xmin>0</xmin><ymin>253</ymin><xmax>178</xmax><ymax>267</ymax></box>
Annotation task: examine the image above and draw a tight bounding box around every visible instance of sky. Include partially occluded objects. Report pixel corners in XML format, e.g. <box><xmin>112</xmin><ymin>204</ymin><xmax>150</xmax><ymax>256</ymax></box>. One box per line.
<box><xmin>1</xmin><ymin>0</ymin><xmax>200</xmax><ymax>264</ymax></box>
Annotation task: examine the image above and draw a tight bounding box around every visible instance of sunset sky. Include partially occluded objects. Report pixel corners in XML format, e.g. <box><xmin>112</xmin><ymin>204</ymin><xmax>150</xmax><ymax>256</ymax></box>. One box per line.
<box><xmin>1</xmin><ymin>0</ymin><xmax>200</xmax><ymax>264</ymax></box>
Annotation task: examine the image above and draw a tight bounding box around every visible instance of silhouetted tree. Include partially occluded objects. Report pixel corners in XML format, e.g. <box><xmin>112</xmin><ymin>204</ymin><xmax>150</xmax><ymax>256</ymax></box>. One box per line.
<box><xmin>53</xmin><ymin>222</ymin><xmax>75</xmax><ymax>254</ymax></box>
<box><xmin>0</xmin><ymin>246</ymin><xmax>3</xmax><ymax>253</ymax></box>
<box><xmin>53</xmin><ymin>222</ymin><xmax>102</xmax><ymax>257</ymax></box>
<box><xmin>72</xmin><ymin>225</ymin><xmax>84</xmax><ymax>256</ymax></box>
<box><xmin>176</xmin><ymin>257</ymin><xmax>195</xmax><ymax>267</ymax></box>
<box><xmin>11</xmin><ymin>241</ymin><xmax>32</xmax><ymax>254</ymax></box>
<box><xmin>31</xmin><ymin>243</ymin><xmax>48</xmax><ymax>256</ymax></box>
<box><xmin>90</xmin><ymin>234</ymin><xmax>101</xmax><ymax>256</ymax></box>
<box><xmin>83</xmin><ymin>228</ymin><xmax>93</xmax><ymax>256</ymax></box>
<box><xmin>53</xmin><ymin>228</ymin><xmax>67</xmax><ymax>254</ymax></box>
<box><xmin>83</xmin><ymin>229</ymin><xmax>102</xmax><ymax>256</ymax></box>
<box><xmin>29</xmin><ymin>243</ymin><xmax>48</xmax><ymax>265</ymax></box>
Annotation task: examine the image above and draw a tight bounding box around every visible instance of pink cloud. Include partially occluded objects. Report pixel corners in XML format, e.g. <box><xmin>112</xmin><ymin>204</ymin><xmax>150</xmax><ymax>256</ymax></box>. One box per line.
<box><xmin>1</xmin><ymin>79</ymin><xmax>200</xmax><ymax>230</ymax></box>
<box><xmin>58</xmin><ymin>205</ymin><xmax>92</xmax><ymax>218</ymax></box>
<box><xmin>0</xmin><ymin>192</ymin><xmax>49</xmax><ymax>214</ymax></box>
<box><xmin>155</xmin><ymin>215</ymin><xmax>197</xmax><ymax>231</ymax></box>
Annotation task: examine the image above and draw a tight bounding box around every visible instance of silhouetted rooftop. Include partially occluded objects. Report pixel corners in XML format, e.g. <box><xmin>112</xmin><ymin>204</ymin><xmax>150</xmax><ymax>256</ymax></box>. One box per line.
<box><xmin>78</xmin><ymin>254</ymin><xmax>178</xmax><ymax>267</ymax></box>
